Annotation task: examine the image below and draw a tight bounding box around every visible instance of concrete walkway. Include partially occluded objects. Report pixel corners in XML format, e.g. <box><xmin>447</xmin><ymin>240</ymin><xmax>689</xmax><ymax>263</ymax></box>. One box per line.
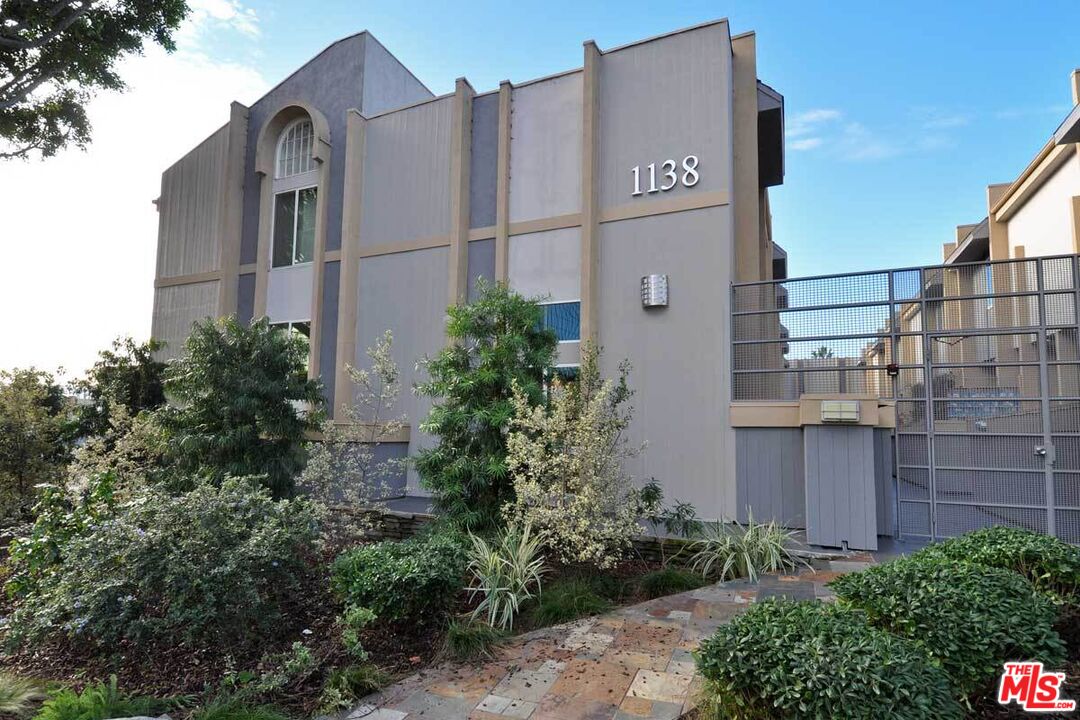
<box><xmin>346</xmin><ymin>557</ymin><xmax>874</xmax><ymax>720</ymax></box>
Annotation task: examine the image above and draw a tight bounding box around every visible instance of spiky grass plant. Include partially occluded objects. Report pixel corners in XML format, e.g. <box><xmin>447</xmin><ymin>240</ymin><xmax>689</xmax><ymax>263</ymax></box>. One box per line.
<box><xmin>0</xmin><ymin>674</ymin><xmax>43</xmax><ymax>718</ymax></box>
<box><xmin>466</xmin><ymin>522</ymin><xmax>547</xmax><ymax>631</ymax></box>
<box><xmin>442</xmin><ymin>618</ymin><xmax>507</xmax><ymax>662</ymax></box>
<box><xmin>690</xmin><ymin>511</ymin><xmax>807</xmax><ymax>582</ymax></box>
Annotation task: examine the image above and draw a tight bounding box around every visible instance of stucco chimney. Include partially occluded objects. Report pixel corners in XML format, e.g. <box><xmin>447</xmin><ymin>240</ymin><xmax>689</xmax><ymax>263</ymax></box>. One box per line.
<box><xmin>1072</xmin><ymin>69</ymin><xmax>1080</xmax><ymax>106</ymax></box>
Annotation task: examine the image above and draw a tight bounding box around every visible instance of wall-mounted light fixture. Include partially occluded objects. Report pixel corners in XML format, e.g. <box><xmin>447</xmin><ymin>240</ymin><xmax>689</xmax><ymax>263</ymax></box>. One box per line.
<box><xmin>820</xmin><ymin>400</ymin><xmax>860</xmax><ymax>423</ymax></box>
<box><xmin>641</xmin><ymin>274</ymin><xmax>668</xmax><ymax>308</ymax></box>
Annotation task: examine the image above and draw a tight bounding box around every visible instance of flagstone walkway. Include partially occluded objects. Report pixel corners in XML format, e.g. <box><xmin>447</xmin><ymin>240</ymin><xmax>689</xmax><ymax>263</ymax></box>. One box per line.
<box><xmin>345</xmin><ymin>556</ymin><xmax>874</xmax><ymax>720</ymax></box>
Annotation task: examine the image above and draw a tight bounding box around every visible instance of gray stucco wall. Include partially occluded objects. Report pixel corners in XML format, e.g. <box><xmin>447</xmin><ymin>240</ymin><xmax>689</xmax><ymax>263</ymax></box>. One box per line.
<box><xmin>469</xmin><ymin>93</ymin><xmax>498</xmax><ymax>229</ymax></box>
<box><xmin>804</xmin><ymin>425</ymin><xmax>878</xmax><ymax>550</ymax></box>
<box><xmin>362</xmin><ymin>35</ymin><xmax>433</xmax><ymax>118</ymax></box>
<box><xmin>736</xmin><ymin>428</ymin><xmax>805</xmax><ymax>527</ymax></box>
<box><xmin>360</xmin><ymin>97</ymin><xmax>453</xmax><ymax>248</ymax></box>
<box><xmin>355</xmin><ymin>247</ymin><xmax>449</xmax><ymax>491</ymax></box>
<box><xmin>598</xmin><ymin>23</ymin><xmax>732</xmax><ymax>211</ymax></box>
<box><xmin>596</xmin><ymin>205</ymin><xmax>732</xmax><ymax>517</ymax></box>
<box><xmin>237</xmin><ymin>273</ymin><xmax>255</xmax><ymax>325</ymax></box>
<box><xmin>509</xmin><ymin>73</ymin><xmax>582</xmax><ymax>222</ymax></box>
<box><xmin>320</xmin><ymin>261</ymin><xmax>340</xmax><ymax>406</ymax></box>
<box><xmin>467</xmin><ymin>239</ymin><xmax>495</xmax><ymax>302</ymax></box>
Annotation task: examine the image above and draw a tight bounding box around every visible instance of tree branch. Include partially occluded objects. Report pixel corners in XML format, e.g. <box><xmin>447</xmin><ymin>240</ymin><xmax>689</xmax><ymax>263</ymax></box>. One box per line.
<box><xmin>0</xmin><ymin>0</ymin><xmax>95</xmax><ymax>51</ymax></box>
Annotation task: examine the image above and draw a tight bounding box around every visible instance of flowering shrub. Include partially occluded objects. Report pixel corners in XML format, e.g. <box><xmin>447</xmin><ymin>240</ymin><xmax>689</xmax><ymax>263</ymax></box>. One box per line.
<box><xmin>5</xmin><ymin>478</ymin><xmax>321</xmax><ymax>650</ymax></box>
<box><xmin>503</xmin><ymin>345</ymin><xmax>642</xmax><ymax>569</ymax></box>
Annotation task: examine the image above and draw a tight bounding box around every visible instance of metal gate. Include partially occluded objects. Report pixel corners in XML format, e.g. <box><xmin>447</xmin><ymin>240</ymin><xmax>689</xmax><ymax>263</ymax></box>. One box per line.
<box><xmin>731</xmin><ymin>255</ymin><xmax>1080</xmax><ymax>543</ymax></box>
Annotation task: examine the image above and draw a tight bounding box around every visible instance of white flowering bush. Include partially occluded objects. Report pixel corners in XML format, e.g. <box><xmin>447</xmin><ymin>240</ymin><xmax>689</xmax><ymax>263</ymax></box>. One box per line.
<box><xmin>503</xmin><ymin>345</ymin><xmax>643</xmax><ymax>569</ymax></box>
<box><xmin>299</xmin><ymin>330</ymin><xmax>406</xmax><ymax>536</ymax></box>
<box><xmin>5</xmin><ymin>478</ymin><xmax>321</xmax><ymax>651</ymax></box>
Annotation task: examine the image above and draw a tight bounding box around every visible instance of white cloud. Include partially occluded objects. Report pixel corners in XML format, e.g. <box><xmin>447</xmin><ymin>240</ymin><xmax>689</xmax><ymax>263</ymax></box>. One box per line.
<box><xmin>994</xmin><ymin>104</ymin><xmax>1072</xmax><ymax>120</ymax></box>
<box><xmin>786</xmin><ymin>108</ymin><xmax>842</xmax><ymax>138</ymax></box>
<box><xmin>789</xmin><ymin>137</ymin><xmax>823</xmax><ymax>151</ymax></box>
<box><xmin>835</xmin><ymin>122</ymin><xmax>900</xmax><ymax>162</ymax></box>
<box><xmin>0</xmin><ymin>4</ymin><xmax>268</xmax><ymax>379</ymax></box>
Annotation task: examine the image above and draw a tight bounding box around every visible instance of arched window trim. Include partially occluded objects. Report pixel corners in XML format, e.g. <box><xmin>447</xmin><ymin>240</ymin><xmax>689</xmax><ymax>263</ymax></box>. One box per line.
<box><xmin>275</xmin><ymin>117</ymin><xmax>316</xmax><ymax>180</ymax></box>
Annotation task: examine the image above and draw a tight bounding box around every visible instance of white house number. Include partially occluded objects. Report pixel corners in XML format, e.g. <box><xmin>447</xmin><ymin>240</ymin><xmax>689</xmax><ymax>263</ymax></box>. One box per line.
<box><xmin>631</xmin><ymin>155</ymin><xmax>699</xmax><ymax>196</ymax></box>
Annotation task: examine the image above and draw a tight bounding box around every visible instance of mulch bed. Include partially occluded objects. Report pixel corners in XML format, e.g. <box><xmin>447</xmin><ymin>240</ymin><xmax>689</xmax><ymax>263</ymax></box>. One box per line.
<box><xmin>0</xmin><ymin>546</ymin><xmax>666</xmax><ymax>718</ymax></box>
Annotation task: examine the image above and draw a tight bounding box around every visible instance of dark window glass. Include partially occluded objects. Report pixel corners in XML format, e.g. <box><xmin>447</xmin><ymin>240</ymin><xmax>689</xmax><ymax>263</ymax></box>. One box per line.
<box><xmin>272</xmin><ymin>192</ymin><xmax>296</xmax><ymax>268</ymax></box>
<box><xmin>295</xmin><ymin>187</ymin><xmax>317</xmax><ymax>263</ymax></box>
<box><xmin>542</xmin><ymin>302</ymin><xmax>581</xmax><ymax>342</ymax></box>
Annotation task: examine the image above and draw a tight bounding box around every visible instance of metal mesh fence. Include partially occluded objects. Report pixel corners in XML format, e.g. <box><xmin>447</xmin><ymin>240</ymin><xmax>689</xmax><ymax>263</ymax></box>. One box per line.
<box><xmin>732</xmin><ymin>255</ymin><xmax>1080</xmax><ymax>542</ymax></box>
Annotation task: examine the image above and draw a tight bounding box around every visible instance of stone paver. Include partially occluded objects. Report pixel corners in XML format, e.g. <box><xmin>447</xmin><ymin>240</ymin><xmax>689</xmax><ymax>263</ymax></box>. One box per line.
<box><xmin>345</xmin><ymin>560</ymin><xmax>870</xmax><ymax>720</ymax></box>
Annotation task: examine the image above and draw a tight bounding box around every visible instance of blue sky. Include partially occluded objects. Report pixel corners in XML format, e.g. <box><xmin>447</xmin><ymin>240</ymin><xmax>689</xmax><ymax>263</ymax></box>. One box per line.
<box><xmin>2</xmin><ymin>0</ymin><xmax>1077</xmax><ymax>374</ymax></box>
<box><xmin>221</xmin><ymin>0</ymin><xmax>1079</xmax><ymax>276</ymax></box>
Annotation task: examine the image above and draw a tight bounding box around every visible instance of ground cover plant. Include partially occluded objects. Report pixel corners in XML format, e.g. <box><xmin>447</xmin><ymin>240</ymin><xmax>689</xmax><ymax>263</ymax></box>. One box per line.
<box><xmin>694</xmin><ymin>598</ymin><xmax>963</xmax><ymax>720</ymax></box>
<box><xmin>829</xmin><ymin>555</ymin><xmax>1067</xmax><ymax>700</ymax></box>
<box><xmin>914</xmin><ymin>525</ymin><xmax>1080</xmax><ymax>600</ymax></box>
<box><xmin>690</xmin><ymin>510</ymin><xmax>805</xmax><ymax>582</ymax></box>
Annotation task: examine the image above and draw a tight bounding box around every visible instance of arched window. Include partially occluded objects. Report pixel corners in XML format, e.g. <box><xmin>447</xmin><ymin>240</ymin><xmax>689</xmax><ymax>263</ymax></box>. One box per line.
<box><xmin>276</xmin><ymin>119</ymin><xmax>315</xmax><ymax>179</ymax></box>
<box><xmin>271</xmin><ymin>118</ymin><xmax>318</xmax><ymax>267</ymax></box>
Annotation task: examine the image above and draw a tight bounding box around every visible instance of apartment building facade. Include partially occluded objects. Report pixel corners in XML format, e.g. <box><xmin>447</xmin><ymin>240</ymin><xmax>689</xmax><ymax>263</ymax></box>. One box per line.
<box><xmin>150</xmin><ymin>19</ymin><xmax>786</xmax><ymax>521</ymax></box>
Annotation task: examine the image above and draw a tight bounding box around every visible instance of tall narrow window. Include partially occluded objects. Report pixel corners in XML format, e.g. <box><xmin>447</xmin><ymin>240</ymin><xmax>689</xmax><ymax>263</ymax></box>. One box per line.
<box><xmin>272</xmin><ymin>187</ymin><xmax>317</xmax><ymax>267</ymax></box>
<box><xmin>272</xmin><ymin>118</ymin><xmax>318</xmax><ymax>268</ymax></box>
<box><xmin>540</xmin><ymin>301</ymin><xmax>581</xmax><ymax>342</ymax></box>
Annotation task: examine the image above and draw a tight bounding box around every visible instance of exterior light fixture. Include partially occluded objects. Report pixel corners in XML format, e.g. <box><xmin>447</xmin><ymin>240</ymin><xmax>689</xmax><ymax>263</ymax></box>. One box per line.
<box><xmin>820</xmin><ymin>400</ymin><xmax>860</xmax><ymax>423</ymax></box>
<box><xmin>641</xmin><ymin>274</ymin><xmax>669</xmax><ymax>308</ymax></box>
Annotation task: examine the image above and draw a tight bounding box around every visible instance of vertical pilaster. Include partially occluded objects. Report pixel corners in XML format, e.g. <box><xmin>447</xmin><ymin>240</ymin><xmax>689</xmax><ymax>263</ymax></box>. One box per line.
<box><xmin>448</xmin><ymin>78</ymin><xmax>475</xmax><ymax>306</ymax></box>
<box><xmin>987</xmin><ymin>183</ymin><xmax>1011</xmax><ymax>260</ymax></box>
<box><xmin>495</xmin><ymin>80</ymin><xmax>512</xmax><ymax>283</ymax></box>
<box><xmin>217</xmin><ymin>101</ymin><xmax>249</xmax><ymax>318</ymax></box>
<box><xmin>334</xmin><ymin>109</ymin><xmax>367</xmax><ymax>421</ymax></box>
<box><xmin>732</xmin><ymin>32</ymin><xmax>762</xmax><ymax>282</ymax></box>
<box><xmin>308</xmin><ymin>138</ymin><xmax>333</xmax><ymax>379</ymax></box>
<box><xmin>580</xmin><ymin>41</ymin><xmax>601</xmax><ymax>343</ymax></box>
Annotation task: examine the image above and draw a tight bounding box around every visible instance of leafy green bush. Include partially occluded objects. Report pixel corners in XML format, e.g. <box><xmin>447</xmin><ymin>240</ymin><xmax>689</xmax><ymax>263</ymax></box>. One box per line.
<box><xmin>830</xmin><ymin>556</ymin><xmax>1066</xmax><ymax>697</ymax></box>
<box><xmin>415</xmin><ymin>282</ymin><xmax>557</xmax><ymax>529</ymax></box>
<box><xmin>8</xmin><ymin>479</ymin><xmax>320</xmax><ymax>650</ymax></box>
<box><xmin>191</xmin><ymin>699</ymin><xmax>291</xmax><ymax>720</ymax></box>
<box><xmin>158</xmin><ymin>317</ymin><xmax>325</xmax><ymax>498</ymax></box>
<box><xmin>467</xmin><ymin>523</ymin><xmax>547</xmax><ymax>630</ymax></box>
<box><xmin>5</xmin><ymin>472</ymin><xmax>118</xmax><ymax>599</ymax></box>
<box><xmin>32</xmin><ymin>677</ymin><xmax>167</xmax><ymax>720</ymax></box>
<box><xmin>442</xmin><ymin>618</ymin><xmax>506</xmax><ymax>662</ymax></box>
<box><xmin>526</xmin><ymin>577</ymin><xmax>612</xmax><ymax>627</ymax></box>
<box><xmin>341</xmin><ymin>605</ymin><xmax>377</xmax><ymax>660</ymax></box>
<box><xmin>637</xmin><ymin>568</ymin><xmax>706</xmax><ymax>599</ymax></box>
<box><xmin>0</xmin><ymin>673</ymin><xmax>43</xmax><ymax>717</ymax></box>
<box><xmin>318</xmin><ymin>664</ymin><xmax>388</xmax><ymax>714</ymax></box>
<box><xmin>695</xmin><ymin>599</ymin><xmax>962</xmax><ymax>720</ymax></box>
<box><xmin>690</xmin><ymin>512</ymin><xmax>805</xmax><ymax>582</ymax></box>
<box><xmin>332</xmin><ymin>531</ymin><xmax>467</xmax><ymax>623</ymax></box>
<box><xmin>914</xmin><ymin>526</ymin><xmax>1080</xmax><ymax>599</ymax></box>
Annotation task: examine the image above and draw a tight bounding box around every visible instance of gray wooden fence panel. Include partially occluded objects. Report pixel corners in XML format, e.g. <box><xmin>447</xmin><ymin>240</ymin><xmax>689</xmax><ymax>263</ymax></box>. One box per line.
<box><xmin>804</xmin><ymin>425</ymin><xmax>878</xmax><ymax>550</ymax></box>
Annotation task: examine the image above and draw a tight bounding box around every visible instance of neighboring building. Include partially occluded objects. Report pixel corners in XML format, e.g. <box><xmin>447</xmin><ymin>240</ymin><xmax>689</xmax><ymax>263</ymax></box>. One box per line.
<box><xmin>150</xmin><ymin>19</ymin><xmax>786</xmax><ymax>520</ymax></box>
<box><xmin>944</xmin><ymin>70</ymin><xmax>1080</xmax><ymax>265</ymax></box>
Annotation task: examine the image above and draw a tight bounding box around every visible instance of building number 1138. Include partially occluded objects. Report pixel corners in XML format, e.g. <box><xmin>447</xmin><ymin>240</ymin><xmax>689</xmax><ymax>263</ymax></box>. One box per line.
<box><xmin>631</xmin><ymin>155</ymin><xmax>699</xmax><ymax>196</ymax></box>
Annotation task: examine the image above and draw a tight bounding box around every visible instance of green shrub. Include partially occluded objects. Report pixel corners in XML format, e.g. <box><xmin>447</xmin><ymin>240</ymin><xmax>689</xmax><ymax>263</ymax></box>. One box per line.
<box><xmin>526</xmin><ymin>577</ymin><xmax>612</xmax><ymax>627</ymax></box>
<box><xmin>442</xmin><ymin>618</ymin><xmax>506</xmax><ymax>662</ymax></box>
<box><xmin>0</xmin><ymin>673</ymin><xmax>43</xmax><ymax>717</ymax></box>
<box><xmin>8</xmin><ymin>479</ymin><xmax>320</xmax><ymax>650</ymax></box>
<box><xmin>318</xmin><ymin>664</ymin><xmax>388</xmax><ymax>714</ymax></box>
<box><xmin>466</xmin><ymin>523</ymin><xmax>547</xmax><ymax>630</ymax></box>
<box><xmin>340</xmin><ymin>605</ymin><xmax>377</xmax><ymax>660</ymax></box>
<box><xmin>32</xmin><ymin>677</ymin><xmax>166</xmax><ymax>720</ymax></box>
<box><xmin>191</xmin><ymin>699</ymin><xmax>291</xmax><ymax>720</ymax></box>
<box><xmin>332</xmin><ymin>531</ymin><xmax>467</xmax><ymax>623</ymax></box>
<box><xmin>914</xmin><ymin>526</ymin><xmax>1080</xmax><ymax>599</ymax></box>
<box><xmin>694</xmin><ymin>599</ymin><xmax>962</xmax><ymax>720</ymax></box>
<box><xmin>830</xmin><ymin>556</ymin><xmax>1066</xmax><ymax>697</ymax></box>
<box><xmin>690</xmin><ymin>512</ymin><xmax>805</xmax><ymax>582</ymax></box>
<box><xmin>637</xmin><ymin>568</ymin><xmax>706</xmax><ymax>599</ymax></box>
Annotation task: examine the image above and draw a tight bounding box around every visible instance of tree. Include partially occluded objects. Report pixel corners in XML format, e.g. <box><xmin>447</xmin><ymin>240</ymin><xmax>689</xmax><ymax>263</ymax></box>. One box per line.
<box><xmin>299</xmin><ymin>330</ymin><xmax>405</xmax><ymax>515</ymax></box>
<box><xmin>0</xmin><ymin>0</ymin><xmax>189</xmax><ymax>159</ymax></box>
<box><xmin>503</xmin><ymin>344</ymin><xmax>644</xmax><ymax>569</ymax></box>
<box><xmin>157</xmin><ymin>317</ymin><xmax>324</xmax><ymax>498</ymax></box>
<box><xmin>810</xmin><ymin>346</ymin><xmax>834</xmax><ymax>359</ymax></box>
<box><xmin>0</xmin><ymin>368</ymin><xmax>72</xmax><ymax>522</ymax></box>
<box><xmin>71</xmin><ymin>336</ymin><xmax>166</xmax><ymax>439</ymax></box>
<box><xmin>415</xmin><ymin>282</ymin><xmax>558</xmax><ymax>529</ymax></box>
